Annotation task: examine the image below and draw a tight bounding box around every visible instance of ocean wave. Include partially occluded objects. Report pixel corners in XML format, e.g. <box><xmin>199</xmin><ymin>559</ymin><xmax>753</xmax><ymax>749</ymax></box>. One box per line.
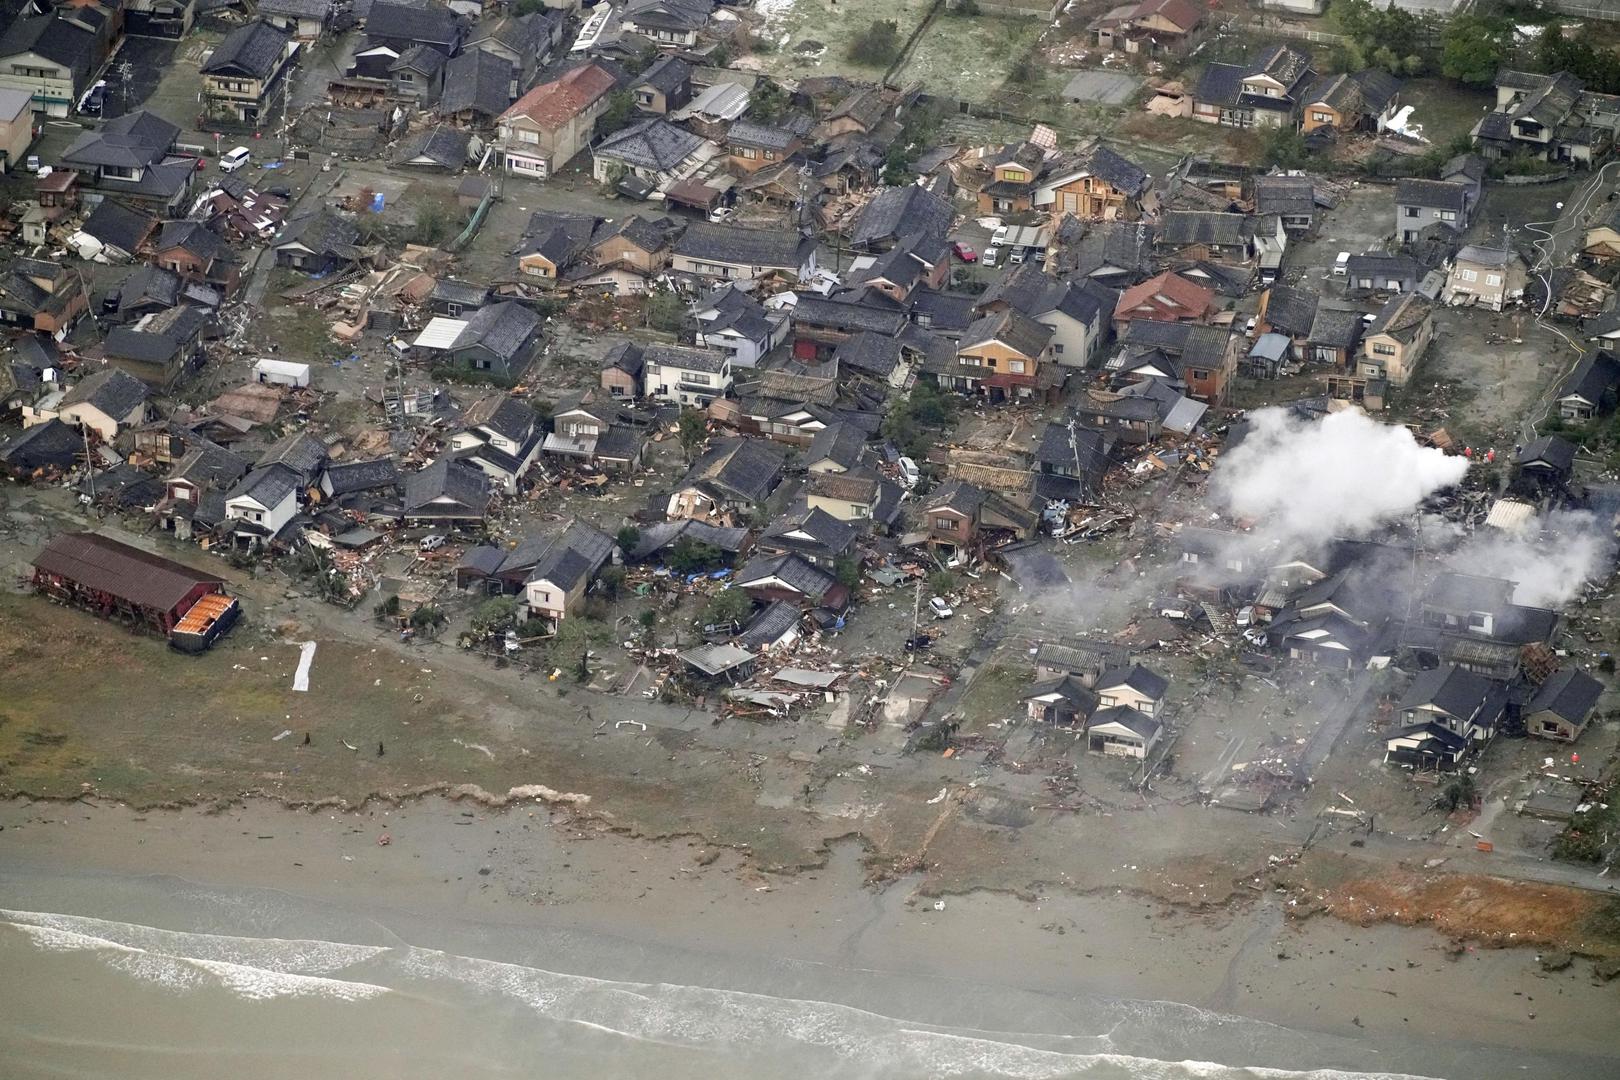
<box><xmin>0</xmin><ymin>908</ymin><xmax>1437</xmax><ymax>1079</ymax></box>
<box><xmin>1</xmin><ymin>910</ymin><xmax>390</xmax><ymax>1002</ymax></box>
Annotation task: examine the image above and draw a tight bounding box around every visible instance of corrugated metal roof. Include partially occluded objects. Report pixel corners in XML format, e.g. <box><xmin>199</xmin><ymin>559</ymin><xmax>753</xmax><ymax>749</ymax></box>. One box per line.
<box><xmin>33</xmin><ymin>532</ymin><xmax>223</xmax><ymax>613</ymax></box>
<box><xmin>413</xmin><ymin>317</ymin><xmax>468</xmax><ymax>350</ymax></box>
<box><xmin>1485</xmin><ymin>498</ymin><xmax>1537</xmax><ymax>532</ymax></box>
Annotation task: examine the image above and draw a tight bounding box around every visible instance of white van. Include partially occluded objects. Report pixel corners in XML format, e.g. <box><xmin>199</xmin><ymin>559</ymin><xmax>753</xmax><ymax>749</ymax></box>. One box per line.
<box><xmin>219</xmin><ymin>146</ymin><xmax>251</xmax><ymax>173</ymax></box>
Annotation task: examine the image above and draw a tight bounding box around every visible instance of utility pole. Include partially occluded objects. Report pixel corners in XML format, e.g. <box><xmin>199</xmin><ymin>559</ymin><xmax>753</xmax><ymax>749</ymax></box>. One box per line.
<box><xmin>912</xmin><ymin>578</ymin><xmax>922</xmax><ymax>640</ymax></box>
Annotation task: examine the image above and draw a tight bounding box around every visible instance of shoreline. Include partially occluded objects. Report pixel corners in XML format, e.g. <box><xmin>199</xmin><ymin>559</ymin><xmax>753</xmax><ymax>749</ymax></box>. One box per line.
<box><xmin>3</xmin><ymin>795</ymin><xmax>1617</xmax><ymax>1078</ymax></box>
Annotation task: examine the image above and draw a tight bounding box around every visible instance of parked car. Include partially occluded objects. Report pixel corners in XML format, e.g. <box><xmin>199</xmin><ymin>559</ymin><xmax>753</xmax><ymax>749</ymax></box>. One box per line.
<box><xmin>951</xmin><ymin>241</ymin><xmax>977</xmax><ymax>263</ymax></box>
<box><xmin>1333</xmin><ymin>251</ymin><xmax>1350</xmax><ymax>276</ymax></box>
<box><xmin>928</xmin><ymin>596</ymin><xmax>954</xmax><ymax>620</ymax></box>
<box><xmin>418</xmin><ymin>535</ymin><xmax>447</xmax><ymax>552</ymax></box>
<box><xmin>991</xmin><ymin>225</ymin><xmax>1008</xmax><ymax>247</ymax></box>
<box><xmin>897</xmin><ymin>456</ymin><xmax>920</xmax><ymax>488</ymax></box>
<box><xmin>981</xmin><ymin>246</ymin><xmax>1000</xmax><ymax>268</ymax></box>
<box><xmin>219</xmin><ymin>146</ymin><xmax>252</xmax><ymax>172</ymax></box>
<box><xmin>78</xmin><ymin>81</ymin><xmax>105</xmax><ymax>116</ymax></box>
<box><xmin>1008</xmin><ymin>247</ymin><xmax>1026</xmax><ymax>265</ymax></box>
<box><xmin>707</xmin><ymin>205</ymin><xmax>734</xmax><ymax>223</ymax></box>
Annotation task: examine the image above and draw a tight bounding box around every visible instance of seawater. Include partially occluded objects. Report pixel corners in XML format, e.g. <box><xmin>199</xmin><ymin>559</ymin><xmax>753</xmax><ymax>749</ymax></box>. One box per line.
<box><xmin>0</xmin><ymin>907</ymin><xmax>1439</xmax><ymax>1080</ymax></box>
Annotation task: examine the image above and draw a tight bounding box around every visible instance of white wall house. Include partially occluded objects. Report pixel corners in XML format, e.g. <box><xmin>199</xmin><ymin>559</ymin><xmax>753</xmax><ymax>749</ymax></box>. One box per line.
<box><xmin>642</xmin><ymin>344</ymin><xmax>732</xmax><ymax>406</ymax></box>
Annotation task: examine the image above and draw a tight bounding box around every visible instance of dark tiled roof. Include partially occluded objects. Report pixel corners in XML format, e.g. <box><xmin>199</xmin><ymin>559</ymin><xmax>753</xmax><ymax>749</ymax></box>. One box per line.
<box><xmin>440</xmin><ymin>49</ymin><xmax>514</xmax><ymax>118</ymax></box>
<box><xmin>1558</xmin><ymin>349</ymin><xmax>1620</xmax><ymax>404</ymax></box>
<box><xmin>202</xmin><ymin>21</ymin><xmax>291</xmax><ymax>80</ymax></box>
<box><xmin>1085</xmin><ymin>143</ymin><xmax>1149</xmax><ymax>195</ymax></box>
<box><xmin>1366</xmin><ymin>293</ymin><xmax>1430</xmax><ymax>341</ymax></box>
<box><xmin>1262</xmin><ymin>284</ymin><xmax>1317</xmax><ymax>336</ymax></box>
<box><xmin>1308</xmin><ymin>304</ymin><xmax>1365</xmax><ymax>349</ymax></box>
<box><xmin>1096</xmin><ymin>662</ymin><xmax>1169</xmax><ymax>700</ymax></box>
<box><xmin>1193</xmin><ymin>62</ymin><xmax>1245</xmax><ymax>108</ymax></box>
<box><xmin>81</xmin><ymin>200</ymin><xmax>156</xmax><ymax>255</ymax></box>
<box><xmin>277</xmin><ymin>209</ymin><xmax>362</xmax><ymax>257</ymax></box>
<box><xmin>60</xmin><ymin>367</ymin><xmax>150</xmax><ymax>419</ymax></box>
<box><xmin>805</xmin><ymin>420</ymin><xmax>866</xmax><ymax>470</ymax></box>
<box><xmin>636</xmin><ymin>55</ymin><xmax>691</xmax><ymax>96</ymax></box>
<box><xmin>1160</xmin><ymin>211</ymin><xmax>1252</xmax><ymax>247</ymax></box>
<box><xmin>367</xmin><ymin>0</ymin><xmax>460</xmax><ymax>47</ymax></box>
<box><xmin>0</xmin><ymin>13</ymin><xmax>96</xmax><ymax>76</ymax></box>
<box><xmin>1396</xmin><ymin>178</ymin><xmax>1469</xmax><ymax>213</ymax></box>
<box><xmin>156</xmin><ymin>220</ymin><xmax>239</xmax><ymax>268</ymax></box>
<box><xmin>734</xmin><ymin>552</ymin><xmax>836</xmax><ymax>600</ymax></box>
<box><xmin>404</xmin><ymin>455</ymin><xmax>490</xmax><ymax>516</ymax></box>
<box><xmin>960</xmin><ymin>308</ymin><xmax>1051</xmax><ymax>359</ymax></box>
<box><xmin>323</xmin><ymin>457</ymin><xmax>399</xmax><ymax>495</ymax></box>
<box><xmin>683</xmin><ymin>436</ymin><xmax>785</xmax><ymax>502</ymax></box>
<box><xmin>595</xmin><ymin>117</ymin><xmax>705</xmax><ymax>172</ymax></box>
<box><xmin>228</xmin><ymin>462</ymin><xmax>299</xmax><ymax>508</ymax></box>
<box><xmin>851</xmin><ymin>185</ymin><xmax>954</xmax><ymax>250</ymax></box>
<box><xmin>62</xmin><ymin>110</ymin><xmax>179</xmax><ymax>170</ymax></box>
<box><xmin>1517</xmin><ymin>434</ymin><xmax>1576</xmax><ymax>473</ymax></box>
<box><xmin>1528</xmin><ymin>667</ymin><xmax>1604</xmax><ymax>722</ymax></box>
<box><xmin>675</xmin><ymin>222</ymin><xmax>814</xmax><ymax>270</ymax></box>
<box><xmin>1399</xmin><ymin>664</ymin><xmax>1496</xmax><ymax>721</ymax></box>
<box><xmin>727</xmin><ymin>120</ymin><xmax>797</xmax><ymax>151</ymax></box>
<box><xmin>451</xmin><ymin>302</ymin><xmax>540</xmax><ymax>361</ymax></box>
<box><xmin>645</xmin><ymin>342</ymin><xmax>729</xmax><ymax>374</ymax></box>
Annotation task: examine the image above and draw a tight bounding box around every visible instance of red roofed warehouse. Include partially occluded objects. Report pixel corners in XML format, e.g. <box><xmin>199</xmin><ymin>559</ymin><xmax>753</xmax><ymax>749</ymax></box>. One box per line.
<box><xmin>31</xmin><ymin>532</ymin><xmax>240</xmax><ymax>652</ymax></box>
<box><xmin>495</xmin><ymin>62</ymin><xmax>621</xmax><ymax>179</ymax></box>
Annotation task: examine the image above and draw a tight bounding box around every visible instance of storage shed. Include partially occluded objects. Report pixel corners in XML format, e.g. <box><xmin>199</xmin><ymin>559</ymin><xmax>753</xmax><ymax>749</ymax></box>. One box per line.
<box><xmin>31</xmin><ymin>532</ymin><xmax>239</xmax><ymax>650</ymax></box>
<box><xmin>252</xmin><ymin>358</ymin><xmax>312</xmax><ymax>388</ymax></box>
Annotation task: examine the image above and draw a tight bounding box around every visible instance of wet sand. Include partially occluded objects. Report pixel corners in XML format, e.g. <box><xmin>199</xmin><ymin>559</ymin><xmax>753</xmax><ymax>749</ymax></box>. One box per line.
<box><xmin>1</xmin><ymin>796</ymin><xmax>1616</xmax><ymax>1079</ymax></box>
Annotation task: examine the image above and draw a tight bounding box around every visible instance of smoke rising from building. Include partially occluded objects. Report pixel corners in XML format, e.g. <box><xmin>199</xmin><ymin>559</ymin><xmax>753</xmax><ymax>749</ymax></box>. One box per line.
<box><xmin>1446</xmin><ymin>510</ymin><xmax>1614</xmax><ymax>609</ymax></box>
<box><xmin>1211</xmin><ymin>409</ymin><xmax>1470</xmax><ymax>549</ymax></box>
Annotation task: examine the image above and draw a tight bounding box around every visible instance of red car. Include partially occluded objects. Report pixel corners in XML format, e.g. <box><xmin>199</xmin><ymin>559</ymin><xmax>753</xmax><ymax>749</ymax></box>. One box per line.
<box><xmin>951</xmin><ymin>241</ymin><xmax>977</xmax><ymax>263</ymax></box>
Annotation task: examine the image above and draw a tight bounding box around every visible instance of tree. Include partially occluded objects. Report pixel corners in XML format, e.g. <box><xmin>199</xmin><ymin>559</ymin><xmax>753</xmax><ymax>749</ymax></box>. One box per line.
<box><xmin>1260</xmin><ymin>124</ymin><xmax>1309</xmax><ymax>170</ymax></box>
<box><xmin>470</xmin><ymin>597</ymin><xmax>521</xmax><ymax>640</ymax></box>
<box><xmin>834</xmin><ymin>555</ymin><xmax>863</xmax><ymax>590</ymax></box>
<box><xmin>1434</xmin><ymin>774</ymin><xmax>1477</xmax><ymax>813</ymax></box>
<box><xmin>750</xmin><ymin>78</ymin><xmax>790</xmax><ymax>122</ymax></box>
<box><xmin>677</xmin><ymin>408</ymin><xmax>708</xmax><ymax>461</ymax></box>
<box><xmin>928</xmin><ymin>570</ymin><xmax>958</xmax><ymax>595</ymax></box>
<box><xmin>881</xmin><ymin>381</ymin><xmax>957</xmax><ymax>457</ymax></box>
<box><xmin>596</xmin><ymin>565</ymin><xmax>627</xmax><ymax>601</ymax></box>
<box><xmin>598</xmin><ymin>89</ymin><xmax>635</xmax><ymax>135</ymax></box>
<box><xmin>548</xmin><ymin>615</ymin><xmax>611</xmax><ymax>678</ymax></box>
<box><xmin>667</xmin><ymin>537</ymin><xmax>721</xmax><ymax>574</ymax></box>
<box><xmin>1007</xmin><ymin>55</ymin><xmax>1038</xmax><ymax>86</ymax></box>
<box><xmin>702</xmin><ymin>588</ymin><xmax>753</xmax><ymax>630</ymax></box>
<box><xmin>847</xmin><ymin>20</ymin><xmax>900</xmax><ymax>68</ymax></box>
<box><xmin>645</xmin><ymin>287</ymin><xmax>686</xmax><ymax>333</ymax></box>
<box><xmin>616</xmin><ymin>525</ymin><xmax>641</xmax><ymax>553</ymax></box>
<box><xmin>374</xmin><ymin>595</ymin><xmax>402</xmax><ymax>622</ymax></box>
<box><xmin>1441</xmin><ymin>16</ymin><xmax>1507</xmax><ymax>86</ymax></box>
<box><xmin>409</xmin><ymin>603</ymin><xmax>447</xmax><ymax>640</ymax></box>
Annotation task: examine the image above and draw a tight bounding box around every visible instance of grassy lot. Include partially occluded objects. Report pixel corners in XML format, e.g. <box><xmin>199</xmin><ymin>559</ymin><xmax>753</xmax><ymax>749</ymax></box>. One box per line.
<box><xmin>748</xmin><ymin>0</ymin><xmax>933</xmax><ymax>80</ymax></box>
<box><xmin>1399</xmin><ymin>78</ymin><xmax>1494</xmax><ymax>149</ymax></box>
<box><xmin>954</xmin><ymin>662</ymin><xmax>1033</xmax><ymax>737</ymax></box>
<box><xmin>899</xmin><ymin>14</ymin><xmax>1047</xmax><ymax>102</ymax></box>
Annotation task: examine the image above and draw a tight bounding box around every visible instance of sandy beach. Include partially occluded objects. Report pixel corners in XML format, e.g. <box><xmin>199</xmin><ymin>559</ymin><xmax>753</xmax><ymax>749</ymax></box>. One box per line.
<box><xmin>2</xmin><ymin>795</ymin><xmax>1616</xmax><ymax>1079</ymax></box>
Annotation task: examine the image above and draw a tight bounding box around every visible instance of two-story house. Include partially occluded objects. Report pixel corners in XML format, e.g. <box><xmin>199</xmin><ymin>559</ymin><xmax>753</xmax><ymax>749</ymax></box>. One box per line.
<box><xmin>224</xmin><ymin>463</ymin><xmax>300</xmax><ymax>549</ymax></box>
<box><xmin>464</xmin><ymin>11</ymin><xmax>564</xmax><ymax>98</ymax></box>
<box><xmin>691</xmin><ymin>283</ymin><xmax>789</xmax><ymax>369</ymax></box>
<box><xmin>0</xmin><ymin>8</ymin><xmax>101</xmax><ymax>117</ymax></box>
<box><xmin>945</xmin><ymin>309</ymin><xmax>1053</xmax><ymax>402</ymax></box>
<box><xmin>725</xmin><ymin>120</ymin><xmax>804</xmax><ymax>174</ymax></box>
<box><xmin>1090</xmin><ymin>0</ymin><xmax>1205</xmax><ymax>56</ymax></box>
<box><xmin>1440</xmin><ymin>244</ymin><xmax>1527</xmax><ymax>312</ymax></box>
<box><xmin>0</xmin><ymin>257</ymin><xmax>89</xmax><ymax>337</ymax></box>
<box><xmin>258</xmin><ymin>0</ymin><xmax>333</xmax><ymax>41</ymax></box>
<box><xmin>920</xmin><ymin>479</ymin><xmax>1039</xmax><ymax>562</ymax></box>
<box><xmin>632</xmin><ymin>55</ymin><xmax>692</xmax><ymax>114</ymax></box>
<box><xmin>102</xmin><ymin>305</ymin><xmax>208</xmax><ymax>389</ymax></box>
<box><xmin>1394</xmin><ymin>178</ymin><xmax>1475</xmax><ymax>244</ymax></box>
<box><xmin>1472</xmin><ymin>69</ymin><xmax>1620</xmax><ymax>164</ymax></box>
<box><xmin>52</xmin><ymin>368</ymin><xmax>150</xmax><ymax>441</ymax></box>
<box><xmin>581</xmin><ymin>213</ymin><xmax>682</xmax><ymax>293</ymax></box>
<box><xmin>643</xmin><ymin>343</ymin><xmax>732</xmax><ymax>405</ymax></box>
<box><xmin>1192</xmin><ymin>44</ymin><xmax>1314</xmax><ymax>129</ymax></box>
<box><xmin>515</xmin><ymin>209</ymin><xmax>599</xmax><ymax>283</ymax></box>
<box><xmin>1111</xmin><ymin>320</ymin><xmax>1236</xmax><ymax>405</ymax></box>
<box><xmin>1301</xmin><ymin>68</ymin><xmax>1402</xmax><ymax>134</ymax></box>
<box><xmin>1358</xmin><ymin>292</ymin><xmax>1433</xmax><ymax>387</ymax></box>
<box><xmin>1032</xmin><ymin>142</ymin><xmax>1151</xmax><ymax>224</ymax></box>
<box><xmin>1554</xmin><ymin>349</ymin><xmax>1620</xmax><ymax>423</ymax></box>
<box><xmin>1111</xmin><ymin>270</ymin><xmax>1216</xmax><ymax>335</ymax></box>
<box><xmin>1385</xmin><ymin>664</ymin><xmax>1506</xmax><ymax>770</ymax></box>
<box><xmin>975</xmin><ymin>141</ymin><xmax>1051</xmax><ymax>216</ymax></box>
<box><xmin>544</xmin><ymin>391</ymin><xmax>646</xmax><ymax>473</ymax></box>
<box><xmin>975</xmin><ymin>263</ymin><xmax>1114</xmax><ymax>368</ymax></box>
<box><xmin>448</xmin><ymin>394</ymin><xmax>544</xmax><ymax>495</ymax></box>
<box><xmin>126</xmin><ymin>0</ymin><xmax>200</xmax><ymax>41</ymax></box>
<box><xmin>200</xmin><ymin>20</ymin><xmax>299</xmax><ymax>129</ymax></box>
<box><xmin>522</xmin><ymin>520</ymin><xmax>617</xmax><ymax>626</ymax></box>
<box><xmin>591</xmin><ymin>116</ymin><xmax>710</xmax><ymax>189</ymax></box>
<box><xmin>496</xmin><ymin>61</ymin><xmax>621</xmax><ymax>179</ymax></box>
<box><xmin>621</xmin><ymin>0</ymin><xmax>714</xmax><ymax>49</ymax></box>
<box><xmin>667</xmin><ymin>436</ymin><xmax>785</xmax><ymax>523</ymax></box>
<box><xmin>1094</xmin><ymin>664</ymin><xmax>1169</xmax><ymax>716</ymax></box>
<box><xmin>150</xmin><ymin>221</ymin><xmax>242</xmax><ymax>296</ymax></box>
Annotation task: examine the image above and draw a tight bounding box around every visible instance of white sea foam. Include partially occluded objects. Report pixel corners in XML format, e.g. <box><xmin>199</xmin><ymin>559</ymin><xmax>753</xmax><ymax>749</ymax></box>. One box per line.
<box><xmin>1</xmin><ymin>908</ymin><xmax>1440</xmax><ymax>1079</ymax></box>
<box><xmin>2</xmin><ymin>909</ymin><xmax>390</xmax><ymax>1002</ymax></box>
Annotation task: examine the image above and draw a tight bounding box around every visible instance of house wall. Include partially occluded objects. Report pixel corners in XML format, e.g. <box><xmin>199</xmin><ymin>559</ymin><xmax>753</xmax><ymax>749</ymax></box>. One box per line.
<box><xmin>601</xmin><ymin>367</ymin><xmax>639</xmax><ymax>397</ymax></box>
<box><xmin>646</xmin><ymin>361</ymin><xmax>731</xmax><ymax>405</ymax></box>
<box><xmin>155</xmin><ymin>247</ymin><xmax>239</xmax><ymax>293</ymax></box>
<box><xmin>956</xmin><ymin>338</ymin><xmax>1039</xmax><ymax>394</ymax></box>
<box><xmin>0</xmin><ymin>50</ymin><xmax>77</xmax><ymax>117</ymax></box>
<box><xmin>57</xmin><ymin>402</ymin><xmax>129</xmax><ymax>441</ymax></box>
<box><xmin>226</xmin><ymin>488</ymin><xmax>296</xmax><ymax>536</ymax></box>
<box><xmin>1396</xmin><ymin>201</ymin><xmax>1462</xmax><ymax>243</ymax></box>
<box><xmin>1302</xmin><ymin>102</ymin><xmax>1345</xmax><ymax>133</ymax></box>
<box><xmin>926</xmin><ymin>506</ymin><xmax>974</xmax><ymax>548</ymax></box>
<box><xmin>591</xmin><ymin>235</ymin><xmax>664</xmax><ymax>274</ymax></box>
<box><xmin>1528</xmin><ymin>708</ymin><xmax>1582</xmax><ymax>742</ymax></box>
<box><xmin>1097</xmin><ymin>685</ymin><xmax>1160</xmax><ymax>715</ymax></box>
<box><xmin>0</xmin><ymin>105</ymin><xmax>33</xmax><ymax>171</ymax></box>
<box><xmin>1360</xmin><ymin>318</ymin><xmax>1431</xmax><ymax>386</ymax></box>
<box><xmin>524</xmin><ymin>576</ymin><xmax>586</xmax><ymax>623</ymax></box>
<box><xmin>805</xmin><ymin>492</ymin><xmax>871</xmax><ymax>521</ymax></box>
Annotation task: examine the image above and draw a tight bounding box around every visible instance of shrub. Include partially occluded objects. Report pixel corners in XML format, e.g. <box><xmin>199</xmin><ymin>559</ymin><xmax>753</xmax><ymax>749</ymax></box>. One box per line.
<box><xmin>847</xmin><ymin>20</ymin><xmax>901</xmax><ymax>67</ymax></box>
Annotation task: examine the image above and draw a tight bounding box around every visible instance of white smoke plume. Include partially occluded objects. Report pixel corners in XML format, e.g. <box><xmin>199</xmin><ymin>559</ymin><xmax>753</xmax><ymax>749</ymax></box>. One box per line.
<box><xmin>1445</xmin><ymin>510</ymin><xmax>1614</xmax><ymax>608</ymax></box>
<box><xmin>1211</xmin><ymin>408</ymin><xmax>1470</xmax><ymax>548</ymax></box>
